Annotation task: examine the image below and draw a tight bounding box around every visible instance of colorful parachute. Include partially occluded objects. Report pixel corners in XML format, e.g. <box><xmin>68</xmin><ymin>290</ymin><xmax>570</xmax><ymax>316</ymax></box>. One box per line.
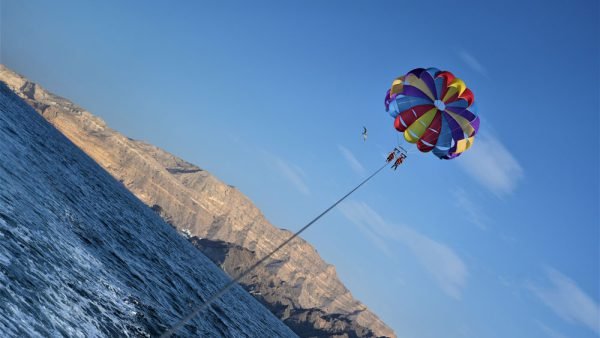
<box><xmin>385</xmin><ymin>68</ymin><xmax>480</xmax><ymax>160</ymax></box>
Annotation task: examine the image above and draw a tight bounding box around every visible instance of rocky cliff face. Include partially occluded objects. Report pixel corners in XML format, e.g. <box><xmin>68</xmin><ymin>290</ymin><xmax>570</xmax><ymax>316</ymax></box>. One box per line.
<box><xmin>190</xmin><ymin>237</ymin><xmax>383</xmax><ymax>338</ymax></box>
<box><xmin>0</xmin><ymin>65</ymin><xmax>395</xmax><ymax>338</ymax></box>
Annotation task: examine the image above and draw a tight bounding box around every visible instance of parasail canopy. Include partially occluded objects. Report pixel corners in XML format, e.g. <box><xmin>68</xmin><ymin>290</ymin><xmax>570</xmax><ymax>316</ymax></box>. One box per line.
<box><xmin>385</xmin><ymin>68</ymin><xmax>480</xmax><ymax>160</ymax></box>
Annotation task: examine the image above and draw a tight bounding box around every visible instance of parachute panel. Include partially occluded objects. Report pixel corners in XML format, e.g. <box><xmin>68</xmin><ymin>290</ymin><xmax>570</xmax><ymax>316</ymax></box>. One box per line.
<box><xmin>404</xmin><ymin>108</ymin><xmax>437</xmax><ymax>143</ymax></box>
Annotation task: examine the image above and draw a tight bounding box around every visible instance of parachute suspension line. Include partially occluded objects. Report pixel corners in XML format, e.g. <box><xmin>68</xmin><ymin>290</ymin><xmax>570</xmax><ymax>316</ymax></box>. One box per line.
<box><xmin>160</xmin><ymin>161</ymin><xmax>390</xmax><ymax>338</ymax></box>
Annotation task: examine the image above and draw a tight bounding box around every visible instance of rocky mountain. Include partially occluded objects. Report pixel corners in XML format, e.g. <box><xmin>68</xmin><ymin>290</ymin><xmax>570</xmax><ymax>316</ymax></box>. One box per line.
<box><xmin>0</xmin><ymin>77</ymin><xmax>295</xmax><ymax>337</ymax></box>
<box><xmin>0</xmin><ymin>64</ymin><xmax>395</xmax><ymax>338</ymax></box>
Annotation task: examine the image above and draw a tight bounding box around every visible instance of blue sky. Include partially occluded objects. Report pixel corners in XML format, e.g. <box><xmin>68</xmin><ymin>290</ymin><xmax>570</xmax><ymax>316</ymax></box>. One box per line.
<box><xmin>2</xmin><ymin>1</ymin><xmax>599</xmax><ymax>337</ymax></box>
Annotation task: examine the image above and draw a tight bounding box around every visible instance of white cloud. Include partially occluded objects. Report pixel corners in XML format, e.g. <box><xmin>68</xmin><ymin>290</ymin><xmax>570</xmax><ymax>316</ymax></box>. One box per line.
<box><xmin>535</xmin><ymin>321</ymin><xmax>568</xmax><ymax>338</ymax></box>
<box><xmin>338</xmin><ymin>145</ymin><xmax>366</xmax><ymax>176</ymax></box>
<box><xmin>529</xmin><ymin>268</ymin><xmax>600</xmax><ymax>334</ymax></box>
<box><xmin>453</xmin><ymin>188</ymin><xmax>488</xmax><ymax>230</ymax></box>
<box><xmin>458</xmin><ymin>50</ymin><xmax>488</xmax><ymax>77</ymax></box>
<box><xmin>259</xmin><ymin>149</ymin><xmax>311</xmax><ymax>195</ymax></box>
<box><xmin>273</xmin><ymin>157</ymin><xmax>310</xmax><ymax>195</ymax></box>
<box><xmin>458</xmin><ymin>133</ymin><xmax>524</xmax><ymax>196</ymax></box>
<box><xmin>339</xmin><ymin>200</ymin><xmax>468</xmax><ymax>299</ymax></box>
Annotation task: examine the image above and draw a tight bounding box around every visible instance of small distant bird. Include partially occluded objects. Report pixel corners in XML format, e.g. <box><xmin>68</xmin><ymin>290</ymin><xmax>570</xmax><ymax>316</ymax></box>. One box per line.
<box><xmin>362</xmin><ymin>126</ymin><xmax>368</xmax><ymax>141</ymax></box>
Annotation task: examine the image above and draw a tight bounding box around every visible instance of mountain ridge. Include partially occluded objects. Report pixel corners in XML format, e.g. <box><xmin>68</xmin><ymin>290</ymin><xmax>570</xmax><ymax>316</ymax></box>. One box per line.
<box><xmin>0</xmin><ymin>64</ymin><xmax>395</xmax><ymax>338</ymax></box>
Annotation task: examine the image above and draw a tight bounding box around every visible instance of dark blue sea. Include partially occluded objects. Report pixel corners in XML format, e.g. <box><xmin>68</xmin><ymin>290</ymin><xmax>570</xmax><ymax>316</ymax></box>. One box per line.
<box><xmin>0</xmin><ymin>83</ymin><xmax>296</xmax><ymax>338</ymax></box>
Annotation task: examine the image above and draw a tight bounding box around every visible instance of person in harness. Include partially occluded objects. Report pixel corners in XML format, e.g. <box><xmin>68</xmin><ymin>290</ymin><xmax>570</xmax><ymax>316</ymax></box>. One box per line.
<box><xmin>391</xmin><ymin>153</ymin><xmax>407</xmax><ymax>170</ymax></box>
<box><xmin>386</xmin><ymin>150</ymin><xmax>396</xmax><ymax>163</ymax></box>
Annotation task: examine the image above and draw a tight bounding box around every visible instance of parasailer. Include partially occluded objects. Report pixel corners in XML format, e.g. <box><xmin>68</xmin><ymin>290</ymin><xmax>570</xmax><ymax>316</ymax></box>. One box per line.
<box><xmin>385</xmin><ymin>68</ymin><xmax>480</xmax><ymax>160</ymax></box>
<box><xmin>386</xmin><ymin>150</ymin><xmax>395</xmax><ymax>162</ymax></box>
<box><xmin>391</xmin><ymin>153</ymin><xmax>407</xmax><ymax>170</ymax></box>
<box><xmin>362</xmin><ymin>126</ymin><xmax>368</xmax><ymax>141</ymax></box>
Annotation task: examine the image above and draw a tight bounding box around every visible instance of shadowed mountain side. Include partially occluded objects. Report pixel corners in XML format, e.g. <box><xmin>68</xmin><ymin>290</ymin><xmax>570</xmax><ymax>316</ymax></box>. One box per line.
<box><xmin>0</xmin><ymin>64</ymin><xmax>395</xmax><ymax>338</ymax></box>
<box><xmin>190</xmin><ymin>237</ymin><xmax>383</xmax><ymax>338</ymax></box>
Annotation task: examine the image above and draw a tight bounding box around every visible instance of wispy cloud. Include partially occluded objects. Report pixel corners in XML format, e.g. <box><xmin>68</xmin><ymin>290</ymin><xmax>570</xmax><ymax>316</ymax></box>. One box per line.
<box><xmin>453</xmin><ymin>188</ymin><xmax>489</xmax><ymax>230</ymax></box>
<box><xmin>338</xmin><ymin>145</ymin><xmax>366</xmax><ymax>176</ymax></box>
<box><xmin>260</xmin><ymin>149</ymin><xmax>311</xmax><ymax>195</ymax></box>
<box><xmin>339</xmin><ymin>200</ymin><xmax>468</xmax><ymax>299</ymax></box>
<box><xmin>535</xmin><ymin>321</ymin><xmax>568</xmax><ymax>338</ymax></box>
<box><xmin>458</xmin><ymin>134</ymin><xmax>524</xmax><ymax>196</ymax></box>
<box><xmin>273</xmin><ymin>157</ymin><xmax>310</xmax><ymax>195</ymax></box>
<box><xmin>458</xmin><ymin>50</ymin><xmax>488</xmax><ymax>77</ymax></box>
<box><xmin>529</xmin><ymin>268</ymin><xmax>600</xmax><ymax>334</ymax></box>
